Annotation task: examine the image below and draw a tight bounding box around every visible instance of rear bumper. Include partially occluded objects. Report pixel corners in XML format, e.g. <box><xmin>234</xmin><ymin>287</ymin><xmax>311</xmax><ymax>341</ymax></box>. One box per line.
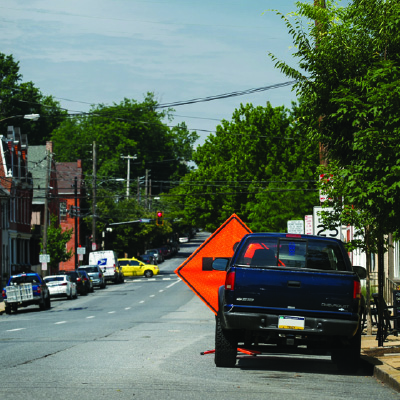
<box><xmin>222</xmin><ymin>311</ymin><xmax>359</xmax><ymax>339</ymax></box>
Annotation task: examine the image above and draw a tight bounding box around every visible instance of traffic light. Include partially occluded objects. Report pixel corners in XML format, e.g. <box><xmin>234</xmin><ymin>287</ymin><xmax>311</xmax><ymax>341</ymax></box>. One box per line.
<box><xmin>156</xmin><ymin>211</ymin><xmax>164</xmax><ymax>226</ymax></box>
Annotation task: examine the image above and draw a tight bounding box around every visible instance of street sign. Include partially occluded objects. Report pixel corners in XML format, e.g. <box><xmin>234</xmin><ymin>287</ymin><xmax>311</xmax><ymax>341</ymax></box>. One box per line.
<box><xmin>305</xmin><ymin>215</ymin><xmax>313</xmax><ymax>235</ymax></box>
<box><xmin>313</xmin><ymin>206</ymin><xmax>341</xmax><ymax>240</ymax></box>
<box><xmin>92</xmin><ymin>242</ymin><xmax>97</xmax><ymax>251</ymax></box>
<box><xmin>39</xmin><ymin>254</ymin><xmax>50</xmax><ymax>263</ymax></box>
<box><xmin>175</xmin><ymin>214</ymin><xmax>252</xmax><ymax>315</ymax></box>
<box><xmin>77</xmin><ymin>247</ymin><xmax>86</xmax><ymax>255</ymax></box>
<box><xmin>287</xmin><ymin>220</ymin><xmax>304</xmax><ymax>234</ymax></box>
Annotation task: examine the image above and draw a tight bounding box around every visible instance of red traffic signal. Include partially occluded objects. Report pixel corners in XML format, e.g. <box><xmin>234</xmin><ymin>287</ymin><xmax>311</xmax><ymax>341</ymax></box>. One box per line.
<box><xmin>156</xmin><ymin>211</ymin><xmax>164</xmax><ymax>226</ymax></box>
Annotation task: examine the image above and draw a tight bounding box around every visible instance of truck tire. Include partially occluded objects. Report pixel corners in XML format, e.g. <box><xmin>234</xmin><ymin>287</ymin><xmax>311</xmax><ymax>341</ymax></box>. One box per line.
<box><xmin>332</xmin><ymin>323</ymin><xmax>361</xmax><ymax>372</ymax></box>
<box><xmin>5</xmin><ymin>304</ymin><xmax>11</xmax><ymax>314</ymax></box>
<box><xmin>45</xmin><ymin>295</ymin><xmax>51</xmax><ymax>309</ymax></box>
<box><xmin>215</xmin><ymin>315</ymin><xmax>238</xmax><ymax>368</ymax></box>
<box><xmin>12</xmin><ymin>303</ymin><xmax>18</xmax><ymax>313</ymax></box>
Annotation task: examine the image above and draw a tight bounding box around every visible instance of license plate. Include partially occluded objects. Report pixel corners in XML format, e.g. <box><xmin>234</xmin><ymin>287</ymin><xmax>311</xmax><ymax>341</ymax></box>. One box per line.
<box><xmin>278</xmin><ymin>316</ymin><xmax>305</xmax><ymax>330</ymax></box>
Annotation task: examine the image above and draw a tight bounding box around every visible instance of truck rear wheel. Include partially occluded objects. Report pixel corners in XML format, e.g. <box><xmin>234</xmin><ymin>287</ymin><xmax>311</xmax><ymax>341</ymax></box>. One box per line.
<box><xmin>215</xmin><ymin>315</ymin><xmax>238</xmax><ymax>368</ymax></box>
<box><xmin>332</xmin><ymin>323</ymin><xmax>361</xmax><ymax>372</ymax></box>
<box><xmin>5</xmin><ymin>304</ymin><xmax>11</xmax><ymax>314</ymax></box>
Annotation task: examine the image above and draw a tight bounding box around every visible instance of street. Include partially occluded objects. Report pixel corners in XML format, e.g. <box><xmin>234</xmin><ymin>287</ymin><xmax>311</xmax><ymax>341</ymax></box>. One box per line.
<box><xmin>0</xmin><ymin>232</ymin><xmax>398</xmax><ymax>400</ymax></box>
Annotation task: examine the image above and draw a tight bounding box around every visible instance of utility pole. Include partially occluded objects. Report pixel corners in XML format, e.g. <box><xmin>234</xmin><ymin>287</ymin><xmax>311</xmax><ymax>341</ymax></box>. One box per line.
<box><xmin>92</xmin><ymin>142</ymin><xmax>97</xmax><ymax>248</ymax></box>
<box><xmin>121</xmin><ymin>154</ymin><xmax>137</xmax><ymax>199</ymax></box>
<box><xmin>145</xmin><ymin>169</ymin><xmax>150</xmax><ymax>209</ymax></box>
<box><xmin>74</xmin><ymin>176</ymin><xmax>78</xmax><ymax>270</ymax></box>
<box><xmin>42</xmin><ymin>149</ymin><xmax>51</xmax><ymax>276</ymax></box>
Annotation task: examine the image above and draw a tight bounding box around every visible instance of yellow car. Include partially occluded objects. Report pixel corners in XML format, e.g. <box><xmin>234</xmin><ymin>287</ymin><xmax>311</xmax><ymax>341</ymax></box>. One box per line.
<box><xmin>118</xmin><ymin>258</ymin><xmax>159</xmax><ymax>278</ymax></box>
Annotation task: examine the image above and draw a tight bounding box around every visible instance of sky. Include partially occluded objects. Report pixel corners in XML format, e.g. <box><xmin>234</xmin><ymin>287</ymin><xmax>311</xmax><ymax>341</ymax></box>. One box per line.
<box><xmin>0</xmin><ymin>0</ymin><xmax>311</xmax><ymax>146</ymax></box>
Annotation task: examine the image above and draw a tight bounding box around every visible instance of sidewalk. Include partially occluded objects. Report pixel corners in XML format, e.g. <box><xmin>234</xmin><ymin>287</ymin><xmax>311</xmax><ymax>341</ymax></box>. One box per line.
<box><xmin>0</xmin><ymin>299</ymin><xmax>398</xmax><ymax>392</ymax></box>
<box><xmin>361</xmin><ymin>334</ymin><xmax>400</xmax><ymax>392</ymax></box>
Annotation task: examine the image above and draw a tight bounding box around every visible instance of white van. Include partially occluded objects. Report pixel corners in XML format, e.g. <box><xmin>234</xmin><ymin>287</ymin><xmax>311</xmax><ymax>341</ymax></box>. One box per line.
<box><xmin>88</xmin><ymin>250</ymin><xmax>123</xmax><ymax>284</ymax></box>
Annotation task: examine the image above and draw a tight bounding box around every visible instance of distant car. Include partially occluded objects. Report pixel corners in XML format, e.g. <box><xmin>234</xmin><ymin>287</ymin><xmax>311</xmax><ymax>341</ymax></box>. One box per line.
<box><xmin>160</xmin><ymin>245</ymin><xmax>172</xmax><ymax>259</ymax></box>
<box><xmin>145</xmin><ymin>248</ymin><xmax>164</xmax><ymax>263</ymax></box>
<box><xmin>78</xmin><ymin>269</ymin><xmax>94</xmax><ymax>293</ymax></box>
<box><xmin>44</xmin><ymin>275</ymin><xmax>77</xmax><ymax>300</ymax></box>
<box><xmin>179</xmin><ymin>236</ymin><xmax>189</xmax><ymax>243</ymax></box>
<box><xmin>78</xmin><ymin>265</ymin><xmax>106</xmax><ymax>289</ymax></box>
<box><xmin>60</xmin><ymin>270</ymin><xmax>87</xmax><ymax>296</ymax></box>
<box><xmin>139</xmin><ymin>254</ymin><xmax>157</xmax><ymax>265</ymax></box>
<box><xmin>118</xmin><ymin>258</ymin><xmax>159</xmax><ymax>278</ymax></box>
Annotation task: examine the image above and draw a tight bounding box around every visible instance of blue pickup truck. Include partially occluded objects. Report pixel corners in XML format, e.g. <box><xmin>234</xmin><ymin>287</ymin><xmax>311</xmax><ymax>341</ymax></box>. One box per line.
<box><xmin>2</xmin><ymin>272</ymin><xmax>51</xmax><ymax>314</ymax></box>
<box><xmin>212</xmin><ymin>233</ymin><xmax>366</xmax><ymax>370</ymax></box>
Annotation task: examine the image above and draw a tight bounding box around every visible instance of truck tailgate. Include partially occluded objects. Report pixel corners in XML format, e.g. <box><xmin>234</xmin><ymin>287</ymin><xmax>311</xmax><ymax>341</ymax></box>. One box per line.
<box><xmin>230</xmin><ymin>267</ymin><xmax>358</xmax><ymax>317</ymax></box>
<box><xmin>5</xmin><ymin>284</ymin><xmax>34</xmax><ymax>302</ymax></box>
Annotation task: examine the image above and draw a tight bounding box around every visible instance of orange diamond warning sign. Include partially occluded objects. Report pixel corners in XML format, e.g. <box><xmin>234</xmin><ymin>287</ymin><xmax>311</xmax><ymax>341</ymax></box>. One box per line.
<box><xmin>174</xmin><ymin>214</ymin><xmax>252</xmax><ymax>315</ymax></box>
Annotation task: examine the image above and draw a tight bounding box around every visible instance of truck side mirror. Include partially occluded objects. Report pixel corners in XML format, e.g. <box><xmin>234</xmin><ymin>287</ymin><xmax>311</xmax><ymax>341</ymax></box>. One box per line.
<box><xmin>353</xmin><ymin>266</ymin><xmax>367</xmax><ymax>279</ymax></box>
<box><xmin>212</xmin><ymin>258</ymin><xmax>229</xmax><ymax>271</ymax></box>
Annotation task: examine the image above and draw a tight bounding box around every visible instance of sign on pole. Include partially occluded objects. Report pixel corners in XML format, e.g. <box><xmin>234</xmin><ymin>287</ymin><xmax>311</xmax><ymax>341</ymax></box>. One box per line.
<box><xmin>287</xmin><ymin>220</ymin><xmax>304</xmax><ymax>234</ymax></box>
<box><xmin>39</xmin><ymin>254</ymin><xmax>50</xmax><ymax>263</ymax></box>
<box><xmin>313</xmin><ymin>206</ymin><xmax>341</xmax><ymax>240</ymax></box>
<box><xmin>305</xmin><ymin>215</ymin><xmax>313</xmax><ymax>235</ymax></box>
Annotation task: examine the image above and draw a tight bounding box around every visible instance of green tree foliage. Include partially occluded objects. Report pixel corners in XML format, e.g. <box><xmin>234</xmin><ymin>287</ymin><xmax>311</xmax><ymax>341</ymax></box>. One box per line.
<box><xmin>41</xmin><ymin>215</ymin><xmax>73</xmax><ymax>272</ymax></box>
<box><xmin>270</xmin><ymin>0</ymin><xmax>400</xmax><ymax>244</ymax></box>
<box><xmin>51</xmin><ymin>94</ymin><xmax>198</xmax><ymax>192</ymax></box>
<box><xmin>0</xmin><ymin>53</ymin><xmax>67</xmax><ymax>144</ymax></box>
<box><xmin>170</xmin><ymin>102</ymin><xmax>319</xmax><ymax>232</ymax></box>
<box><xmin>91</xmin><ymin>187</ymin><xmax>172</xmax><ymax>257</ymax></box>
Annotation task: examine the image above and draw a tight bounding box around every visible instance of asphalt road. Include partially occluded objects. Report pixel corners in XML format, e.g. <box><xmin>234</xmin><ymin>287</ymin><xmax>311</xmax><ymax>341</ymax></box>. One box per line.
<box><xmin>0</xmin><ymin>231</ymin><xmax>398</xmax><ymax>399</ymax></box>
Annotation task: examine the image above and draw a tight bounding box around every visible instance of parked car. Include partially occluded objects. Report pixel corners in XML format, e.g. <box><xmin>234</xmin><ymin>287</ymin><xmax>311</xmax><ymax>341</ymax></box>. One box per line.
<box><xmin>118</xmin><ymin>257</ymin><xmax>159</xmax><ymax>278</ymax></box>
<box><xmin>78</xmin><ymin>265</ymin><xmax>106</xmax><ymax>289</ymax></box>
<box><xmin>138</xmin><ymin>254</ymin><xmax>157</xmax><ymax>265</ymax></box>
<box><xmin>78</xmin><ymin>269</ymin><xmax>94</xmax><ymax>293</ymax></box>
<box><xmin>44</xmin><ymin>275</ymin><xmax>77</xmax><ymax>300</ymax></box>
<box><xmin>60</xmin><ymin>270</ymin><xmax>87</xmax><ymax>296</ymax></box>
<box><xmin>145</xmin><ymin>248</ymin><xmax>164</xmax><ymax>263</ymax></box>
<box><xmin>160</xmin><ymin>245</ymin><xmax>172</xmax><ymax>259</ymax></box>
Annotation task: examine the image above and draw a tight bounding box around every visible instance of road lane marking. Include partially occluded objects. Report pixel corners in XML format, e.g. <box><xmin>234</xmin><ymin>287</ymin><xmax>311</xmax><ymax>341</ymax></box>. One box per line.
<box><xmin>139</xmin><ymin>300</ymin><xmax>145</xmax><ymax>303</ymax></box>
<box><xmin>87</xmin><ymin>316</ymin><xmax>95</xmax><ymax>319</ymax></box>
<box><xmin>149</xmin><ymin>295</ymin><xmax>155</xmax><ymax>298</ymax></box>
<box><xmin>125</xmin><ymin>307</ymin><xmax>131</xmax><ymax>310</ymax></box>
<box><xmin>7</xmin><ymin>328</ymin><xmax>26</xmax><ymax>332</ymax></box>
<box><xmin>108</xmin><ymin>311</ymin><xmax>116</xmax><ymax>314</ymax></box>
<box><xmin>55</xmin><ymin>321</ymin><xmax>67</xmax><ymax>325</ymax></box>
<box><xmin>166</xmin><ymin>280</ymin><xmax>181</xmax><ymax>289</ymax></box>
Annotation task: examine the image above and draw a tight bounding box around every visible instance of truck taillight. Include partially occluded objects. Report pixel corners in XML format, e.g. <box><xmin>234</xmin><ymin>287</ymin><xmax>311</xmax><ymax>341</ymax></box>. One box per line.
<box><xmin>225</xmin><ymin>271</ymin><xmax>235</xmax><ymax>290</ymax></box>
<box><xmin>2</xmin><ymin>289</ymin><xmax>5</xmax><ymax>298</ymax></box>
<box><xmin>353</xmin><ymin>280</ymin><xmax>361</xmax><ymax>299</ymax></box>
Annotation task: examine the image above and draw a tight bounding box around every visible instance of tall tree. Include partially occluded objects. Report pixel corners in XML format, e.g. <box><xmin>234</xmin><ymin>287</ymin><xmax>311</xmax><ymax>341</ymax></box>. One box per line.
<box><xmin>0</xmin><ymin>53</ymin><xmax>67</xmax><ymax>144</ymax></box>
<box><xmin>51</xmin><ymin>94</ymin><xmax>198</xmax><ymax>192</ymax></box>
<box><xmin>170</xmin><ymin>102</ymin><xmax>319</xmax><ymax>232</ymax></box>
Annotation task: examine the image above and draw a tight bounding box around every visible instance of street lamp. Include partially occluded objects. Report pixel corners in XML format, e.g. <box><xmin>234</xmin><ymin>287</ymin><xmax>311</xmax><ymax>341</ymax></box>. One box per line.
<box><xmin>0</xmin><ymin>114</ymin><xmax>40</xmax><ymax>122</ymax></box>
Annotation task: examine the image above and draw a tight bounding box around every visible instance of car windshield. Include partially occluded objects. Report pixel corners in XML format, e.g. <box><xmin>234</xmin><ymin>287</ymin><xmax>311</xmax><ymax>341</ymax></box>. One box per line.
<box><xmin>237</xmin><ymin>237</ymin><xmax>347</xmax><ymax>271</ymax></box>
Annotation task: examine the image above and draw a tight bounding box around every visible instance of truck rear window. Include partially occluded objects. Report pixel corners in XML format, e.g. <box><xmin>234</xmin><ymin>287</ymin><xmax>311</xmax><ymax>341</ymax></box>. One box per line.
<box><xmin>237</xmin><ymin>238</ymin><xmax>347</xmax><ymax>271</ymax></box>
